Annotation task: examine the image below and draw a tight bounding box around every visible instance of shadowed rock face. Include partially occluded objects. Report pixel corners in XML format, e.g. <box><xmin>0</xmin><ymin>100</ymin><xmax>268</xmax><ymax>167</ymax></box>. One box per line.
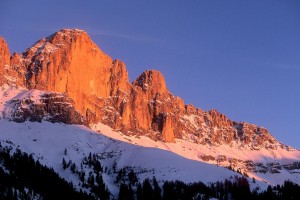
<box><xmin>8</xmin><ymin>92</ymin><xmax>86</xmax><ymax>125</ymax></box>
<box><xmin>0</xmin><ymin>29</ymin><xmax>286</xmax><ymax>147</ymax></box>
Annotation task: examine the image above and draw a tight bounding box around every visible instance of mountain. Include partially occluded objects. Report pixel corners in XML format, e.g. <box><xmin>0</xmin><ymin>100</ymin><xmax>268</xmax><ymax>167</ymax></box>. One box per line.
<box><xmin>0</xmin><ymin>29</ymin><xmax>289</xmax><ymax>146</ymax></box>
<box><xmin>1</xmin><ymin>29</ymin><xmax>300</xmax><ymax>198</ymax></box>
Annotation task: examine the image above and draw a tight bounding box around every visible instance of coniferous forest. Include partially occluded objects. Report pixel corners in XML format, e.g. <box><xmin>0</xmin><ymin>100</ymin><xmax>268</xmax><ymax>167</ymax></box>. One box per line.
<box><xmin>116</xmin><ymin>176</ymin><xmax>300</xmax><ymax>200</ymax></box>
<box><xmin>0</xmin><ymin>143</ymin><xmax>93</xmax><ymax>199</ymax></box>
<box><xmin>1</xmin><ymin>142</ymin><xmax>300</xmax><ymax>200</ymax></box>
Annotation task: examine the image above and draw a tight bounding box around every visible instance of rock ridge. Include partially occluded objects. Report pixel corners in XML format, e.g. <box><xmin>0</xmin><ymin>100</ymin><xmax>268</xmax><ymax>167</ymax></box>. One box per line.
<box><xmin>0</xmin><ymin>29</ymin><xmax>288</xmax><ymax>149</ymax></box>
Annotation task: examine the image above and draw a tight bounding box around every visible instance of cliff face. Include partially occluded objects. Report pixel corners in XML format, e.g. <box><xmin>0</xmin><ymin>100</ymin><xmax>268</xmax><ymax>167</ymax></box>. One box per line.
<box><xmin>0</xmin><ymin>29</ymin><xmax>283</xmax><ymax>148</ymax></box>
<box><xmin>18</xmin><ymin>29</ymin><xmax>130</xmax><ymax>113</ymax></box>
<box><xmin>0</xmin><ymin>36</ymin><xmax>11</xmax><ymax>85</ymax></box>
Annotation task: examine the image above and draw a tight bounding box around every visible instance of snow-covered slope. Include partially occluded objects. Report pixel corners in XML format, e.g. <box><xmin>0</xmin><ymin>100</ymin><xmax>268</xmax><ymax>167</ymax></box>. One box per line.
<box><xmin>91</xmin><ymin>123</ymin><xmax>300</xmax><ymax>186</ymax></box>
<box><xmin>0</xmin><ymin>120</ymin><xmax>252</xmax><ymax>197</ymax></box>
<box><xmin>1</xmin><ymin>85</ymin><xmax>300</xmax><ymax>197</ymax></box>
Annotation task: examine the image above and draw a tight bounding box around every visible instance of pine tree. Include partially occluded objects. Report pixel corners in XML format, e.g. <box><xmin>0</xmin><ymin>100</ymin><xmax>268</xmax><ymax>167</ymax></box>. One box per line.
<box><xmin>62</xmin><ymin>158</ymin><xmax>67</xmax><ymax>170</ymax></box>
<box><xmin>70</xmin><ymin>163</ymin><xmax>76</xmax><ymax>173</ymax></box>
<box><xmin>142</xmin><ymin>179</ymin><xmax>154</xmax><ymax>200</ymax></box>
<box><xmin>136</xmin><ymin>183</ymin><xmax>143</xmax><ymax>200</ymax></box>
<box><xmin>153</xmin><ymin>177</ymin><xmax>162</xmax><ymax>200</ymax></box>
<box><xmin>80</xmin><ymin>171</ymin><xmax>85</xmax><ymax>183</ymax></box>
<box><xmin>112</xmin><ymin>160</ymin><xmax>117</xmax><ymax>173</ymax></box>
<box><xmin>128</xmin><ymin>170</ymin><xmax>138</xmax><ymax>185</ymax></box>
<box><xmin>118</xmin><ymin>183</ymin><xmax>128</xmax><ymax>200</ymax></box>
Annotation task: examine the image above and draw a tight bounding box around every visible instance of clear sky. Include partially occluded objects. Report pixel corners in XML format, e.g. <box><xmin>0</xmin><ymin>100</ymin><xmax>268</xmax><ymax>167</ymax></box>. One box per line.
<box><xmin>1</xmin><ymin>0</ymin><xmax>299</xmax><ymax>149</ymax></box>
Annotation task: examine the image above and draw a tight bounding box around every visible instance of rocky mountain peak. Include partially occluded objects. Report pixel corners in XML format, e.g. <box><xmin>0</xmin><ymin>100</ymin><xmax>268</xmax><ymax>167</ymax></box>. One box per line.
<box><xmin>22</xmin><ymin>29</ymin><xmax>94</xmax><ymax>58</ymax></box>
<box><xmin>49</xmin><ymin>28</ymin><xmax>86</xmax><ymax>38</ymax></box>
<box><xmin>0</xmin><ymin>29</ymin><xmax>291</xmax><ymax>150</ymax></box>
<box><xmin>133</xmin><ymin>70</ymin><xmax>167</xmax><ymax>97</ymax></box>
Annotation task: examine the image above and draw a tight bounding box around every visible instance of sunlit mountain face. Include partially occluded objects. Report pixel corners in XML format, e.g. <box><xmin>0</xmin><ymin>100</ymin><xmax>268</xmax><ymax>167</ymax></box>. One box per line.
<box><xmin>0</xmin><ymin>29</ymin><xmax>300</xmax><ymax>199</ymax></box>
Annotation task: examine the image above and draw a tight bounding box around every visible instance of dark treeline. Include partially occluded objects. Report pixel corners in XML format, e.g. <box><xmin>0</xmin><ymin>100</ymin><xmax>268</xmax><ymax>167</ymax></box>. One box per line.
<box><xmin>0</xmin><ymin>143</ymin><xmax>93</xmax><ymax>200</ymax></box>
<box><xmin>118</xmin><ymin>175</ymin><xmax>300</xmax><ymax>200</ymax></box>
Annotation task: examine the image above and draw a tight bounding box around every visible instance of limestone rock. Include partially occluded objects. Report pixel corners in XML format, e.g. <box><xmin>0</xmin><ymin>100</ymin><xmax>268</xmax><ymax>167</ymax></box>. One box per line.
<box><xmin>0</xmin><ymin>36</ymin><xmax>11</xmax><ymax>85</ymax></box>
<box><xmin>0</xmin><ymin>29</ymin><xmax>287</xmax><ymax>147</ymax></box>
<box><xmin>9</xmin><ymin>29</ymin><xmax>132</xmax><ymax>127</ymax></box>
<box><xmin>22</xmin><ymin>29</ymin><xmax>115</xmax><ymax>109</ymax></box>
<box><xmin>161</xmin><ymin>114</ymin><xmax>175</xmax><ymax>142</ymax></box>
<box><xmin>7</xmin><ymin>91</ymin><xmax>86</xmax><ymax>125</ymax></box>
<box><xmin>133</xmin><ymin>70</ymin><xmax>167</xmax><ymax>99</ymax></box>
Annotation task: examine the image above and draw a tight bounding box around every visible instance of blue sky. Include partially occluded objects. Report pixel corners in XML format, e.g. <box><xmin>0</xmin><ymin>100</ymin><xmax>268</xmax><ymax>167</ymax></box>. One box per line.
<box><xmin>1</xmin><ymin>0</ymin><xmax>300</xmax><ymax>149</ymax></box>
